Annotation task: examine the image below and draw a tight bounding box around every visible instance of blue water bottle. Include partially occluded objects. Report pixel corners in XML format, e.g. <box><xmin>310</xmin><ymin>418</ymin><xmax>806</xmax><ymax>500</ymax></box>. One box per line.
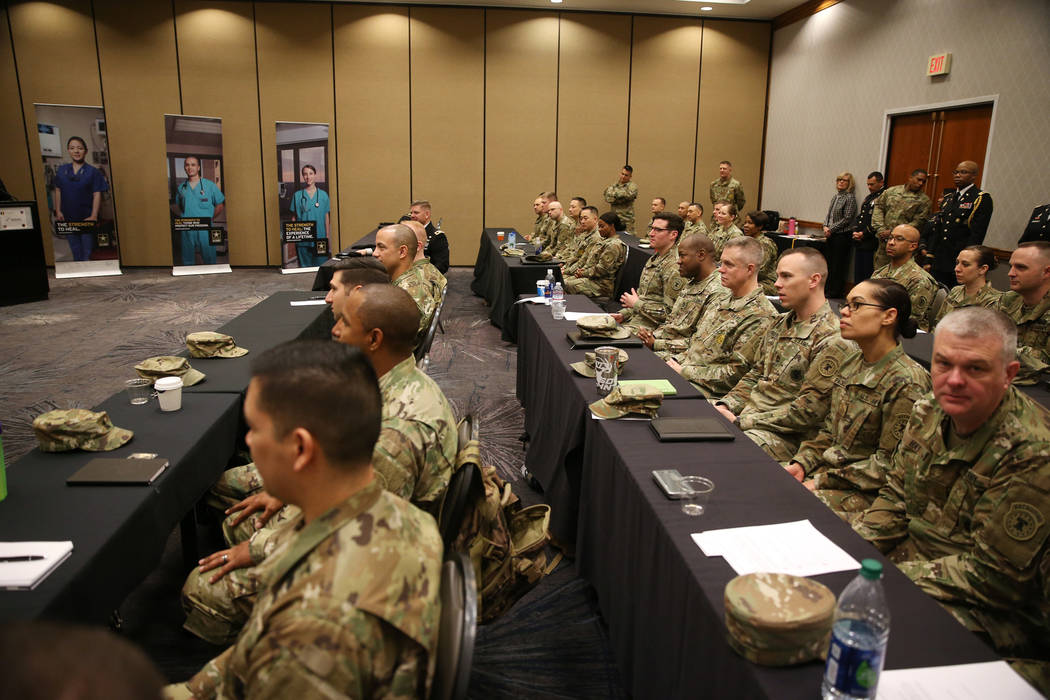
<box><xmin>508</xmin><ymin>229</ymin><xmax>517</xmax><ymax>248</ymax></box>
<box><xmin>822</xmin><ymin>559</ymin><xmax>890</xmax><ymax>699</ymax></box>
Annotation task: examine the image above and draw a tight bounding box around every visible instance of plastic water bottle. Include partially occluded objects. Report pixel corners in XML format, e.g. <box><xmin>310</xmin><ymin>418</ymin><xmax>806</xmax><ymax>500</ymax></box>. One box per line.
<box><xmin>508</xmin><ymin>229</ymin><xmax>517</xmax><ymax>247</ymax></box>
<box><xmin>822</xmin><ymin>559</ymin><xmax>890</xmax><ymax>700</ymax></box>
<box><xmin>545</xmin><ymin>269</ymin><xmax>556</xmax><ymax>303</ymax></box>
<box><xmin>552</xmin><ymin>281</ymin><xmax>564</xmax><ymax>303</ymax></box>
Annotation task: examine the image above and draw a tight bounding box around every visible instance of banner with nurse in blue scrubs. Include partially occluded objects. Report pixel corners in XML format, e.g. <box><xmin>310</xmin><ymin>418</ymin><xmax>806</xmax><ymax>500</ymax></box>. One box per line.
<box><xmin>276</xmin><ymin>122</ymin><xmax>332</xmax><ymax>273</ymax></box>
<box><xmin>165</xmin><ymin>115</ymin><xmax>230</xmax><ymax>274</ymax></box>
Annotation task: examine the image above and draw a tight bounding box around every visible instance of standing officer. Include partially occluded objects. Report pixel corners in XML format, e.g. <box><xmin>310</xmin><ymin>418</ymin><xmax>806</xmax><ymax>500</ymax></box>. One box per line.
<box><xmin>1018</xmin><ymin>203</ymin><xmax>1050</xmax><ymax>244</ymax></box>
<box><xmin>604</xmin><ymin>165</ymin><xmax>639</xmax><ymax>234</ymax></box>
<box><xmin>851</xmin><ymin>171</ymin><xmax>887</xmax><ymax>282</ymax></box>
<box><xmin>923</xmin><ymin>161</ymin><xmax>993</xmax><ymax>288</ymax></box>
<box><xmin>871</xmin><ymin>169</ymin><xmax>931</xmax><ymax>269</ymax></box>
<box><xmin>709</xmin><ymin>160</ymin><xmax>746</xmax><ymax>226</ymax></box>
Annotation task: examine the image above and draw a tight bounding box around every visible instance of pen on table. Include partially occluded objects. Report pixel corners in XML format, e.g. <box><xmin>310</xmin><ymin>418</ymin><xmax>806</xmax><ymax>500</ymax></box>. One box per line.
<box><xmin>0</xmin><ymin>555</ymin><xmax>45</xmax><ymax>563</ymax></box>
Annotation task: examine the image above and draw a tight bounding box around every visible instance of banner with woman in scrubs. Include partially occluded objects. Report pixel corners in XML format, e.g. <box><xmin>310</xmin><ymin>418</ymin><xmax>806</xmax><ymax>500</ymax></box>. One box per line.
<box><xmin>276</xmin><ymin>122</ymin><xmax>332</xmax><ymax>272</ymax></box>
<box><xmin>165</xmin><ymin>115</ymin><xmax>230</xmax><ymax>271</ymax></box>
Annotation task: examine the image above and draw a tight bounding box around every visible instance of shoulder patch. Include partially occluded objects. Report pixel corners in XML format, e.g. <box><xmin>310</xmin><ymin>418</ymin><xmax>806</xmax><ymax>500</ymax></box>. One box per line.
<box><xmin>1004</xmin><ymin>502</ymin><xmax>1045</xmax><ymax>541</ymax></box>
<box><xmin>891</xmin><ymin>413</ymin><xmax>910</xmax><ymax>441</ymax></box>
<box><xmin>670</xmin><ymin>276</ymin><xmax>685</xmax><ymax>292</ymax></box>
<box><xmin>817</xmin><ymin>353</ymin><xmax>842</xmax><ymax>378</ymax></box>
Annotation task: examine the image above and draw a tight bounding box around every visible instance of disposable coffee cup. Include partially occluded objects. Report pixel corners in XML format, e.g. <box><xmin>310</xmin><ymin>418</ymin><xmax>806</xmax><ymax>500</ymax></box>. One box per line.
<box><xmin>155</xmin><ymin>376</ymin><xmax>184</xmax><ymax>412</ymax></box>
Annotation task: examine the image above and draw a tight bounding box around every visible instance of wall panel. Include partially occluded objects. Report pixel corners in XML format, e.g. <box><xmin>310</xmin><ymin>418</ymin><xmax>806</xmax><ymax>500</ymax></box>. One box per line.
<box><xmin>628</xmin><ymin>16</ymin><xmax>702</xmax><ymax>218</ymax></box>
<box><xmin>556</xmin><ymin>13</ymin><xmax>631</xmax><ymax>223</ymax></box>
<box><xmin>410</xmin><ymin>7</ymin><xmax>484</xmax><ymax>266</ymax></box>
<box><xmin>0</xmin><ymin>7</ymin><xmax>34</xmax><ymax>213</ymax></box>
<box><xmin>333</xmin><ymin>5</ymin><xmax>410</xmax><ymax>247</ymax></box>
<box><xmin>696</xmin><ymin>20</ymin><xmax>770</xmax><ymax>216</ymax></box>
<box><xmin>8</xmin><ymin>0</ymin><xmax>102</xmax><ymax>263</ymax></box>
<box><xmin>484</xmin><ymin>10</ymin><xmax>558</xmax><ymax>236</ymax></box>
<box><xmin>175</xmin><ymin>1</ymin><xmax>266</xmax><ymax>265</ymax></box>
<box><xmin>254</xmin><ymin>1</ymin><xmax>335</xmax><ymax>265</ymax></box>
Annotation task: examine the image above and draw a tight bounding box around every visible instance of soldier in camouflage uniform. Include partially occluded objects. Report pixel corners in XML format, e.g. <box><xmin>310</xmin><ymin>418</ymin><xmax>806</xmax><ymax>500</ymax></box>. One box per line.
<box><xmin>853</xmin><ymin>307</ymin><xmax>1050</xmax><ymax>695</ymax></box>
<box><xmin>529</xmin><ymin>193</ymin><xmax>550</xmax><ymax>243</ymax></box>
<box><xmin>741</xmin><ymin>210</ymin><xmax>779</xmax><ymax>295</ymax></box>
<box><xmin>183</xmin><ymin>286</ymin><xmax>456</xmax><ymax>645</ymax></box>
<box><xmin>373</xmin><ymin>224</ymin><xmax>439</xmax><ymax>343</ymax></box>
<box><xmin>715</xmin><ymin>247</ymin><xmax>850</xmax><ymax>462</ymax></box>
<box><xmin>709</xmin><ymin>160</ymin><xmax>746</xmax><ymax>225</ymax></box>
<box><xmin>784</xmin><ymin>279</ymin><xmax>931</xmax><ymax>523</ymax></box>
<box><xmin>613</xmin><ymin>213</ymin><xmax>685</xmax><ymax>332</ymax></box>
<box><xmin>933</xmin><ymin>245</ymin><xmax>1002</xmax><ymax>325</ymax></box>
<box><xmin>545</xmin><ymin>200</ymin><xmax>576</xmax><ymax>259</ymax></box>
<box><xmin>170</xmin><ymin>340</ymin><xmax>442</xmax><ymax>700</ymax></box>
<box><xmin>709</xmin><ymin>201</ymin><xmax>744</xmax><ymax>260</ymax></box>
<box><xmin>871</xmin><ymin>225</ymin><xmax>939</xmax><ymax>331</ymax></box>
<box><xmin>668</xmin><ymin>237</ymin><xmax>777</xmax><ymax>397</ymax></box>
<box><xmin>637</xmin><ymin>232</ymin><xmax>726</xmax><ymax>360</ymax></box>
<box><xmin>870</xmin><ymin>169</ymin><xmax>931</xmax><ymax>269</ymax></box>
<box><xmin>404</xmin><ymin>220</ymin><xmax>447</xmax><ymax>302</ymax></box>
<box><xmin>997</xmin><ymin>241</ymin><xmax>1050</xmax><ymax>384</ymax></box>
<box><xmin>563</xmin><ymin>211</ymin><xmax>627</xmax><ymax>298</ymax></box>
<box><xmin>603</xmin><ymin>165</ymin><xmax>639</xmax><ymax>234</ymax></box>
<box><xmin>559</xmin><ymin>206</ymin><xmax>600</xmax><ymax>270</ymax></box>
<box><xmin>324</xmin><ymin>256</ymin><xmax>390</xmax><ymax>319</ymax></box>
<box><xmin>683</xmin><ymin>203</ymin><xmax>709</xmax><ymax>238</ymax></box>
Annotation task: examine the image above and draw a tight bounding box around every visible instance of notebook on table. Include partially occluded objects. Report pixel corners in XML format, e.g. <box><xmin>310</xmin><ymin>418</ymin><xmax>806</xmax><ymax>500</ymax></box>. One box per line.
<box><xmin>649</xmin><ymin>417</ymin><xmax>735</xmax><ymax>442</ymax></box>
<box><xmin>66</xmin><ymin>457</ymin><xmax>169</xmax><ymax>486</ymax></box>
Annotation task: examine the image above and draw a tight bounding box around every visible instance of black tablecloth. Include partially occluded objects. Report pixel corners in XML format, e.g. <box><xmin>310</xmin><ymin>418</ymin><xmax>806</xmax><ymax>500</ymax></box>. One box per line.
<box><xmin>574</xmin><ymin>400</ymin><xmax>998</xmax><ymax>699</ymax></box>
<box><xmin>470</xmin><ymin>228</ymin><xmax>563</xmax><ymax>343</ymax></box>
<box><xmin>613</xmin><ymin>232</ymin><xmax>654</xmax><ymax>301</ymax></box>
<box><xmin>515</xmin><ymin>296</ymin><xmax>701</xmax><ymax>544</ymax></box>
<box><xmin>0</xmin><ymin>392</ymin><xmax>241</xmax><ymax>623</ymax></box>
<box><xmin>773</xmin><ymin>233</ymin><xmax>828</xmax><ymax>256</ymax></box>
<box><xmin>311</xmin><ymin>228</ymin><xmax>380</xmax><ymax>291</ymax></box>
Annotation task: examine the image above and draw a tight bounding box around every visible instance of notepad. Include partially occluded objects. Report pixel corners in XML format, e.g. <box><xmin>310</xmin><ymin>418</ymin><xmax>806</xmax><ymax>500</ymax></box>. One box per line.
<box><xmin>618</xmin><ymin>379</ymin><xmax>678</xmax><ymax>396</ymax></box>
<box><xmin>649</xmin><ymin>416</ymin><xmax>734</xmax><ymax>441</ymax></box>
<box><xmin>0</xmin><ymin>541</ymin><xmax>73</xmax><ymax>590</ymax></box>
<box><xmin>66</xmin><ymin>457</ymin><xmax>169</xmax><ymax>486</ymax></box>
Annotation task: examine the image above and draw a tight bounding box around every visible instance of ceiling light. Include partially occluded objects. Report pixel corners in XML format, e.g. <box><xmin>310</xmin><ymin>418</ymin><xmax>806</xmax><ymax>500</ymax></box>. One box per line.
<box><xmin>550</xmin><ymin>0</ymin><xmax>563</xmax><ymax>3</ymax></box>
<box><xmin>676</xmin><ymin>0</ymin><xmax>750</xmax><ymax>4</ymax></box>
<box><xmin>701</xmin><ymin>6</ymin><xmax>713</xmax><ymax>10</ymax></box>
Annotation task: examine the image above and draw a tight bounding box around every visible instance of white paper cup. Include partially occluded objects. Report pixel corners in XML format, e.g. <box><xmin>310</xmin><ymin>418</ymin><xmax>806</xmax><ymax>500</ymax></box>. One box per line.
<box><xmin>155</xmin><ymin>376</ymin><xmax>184</xmax><ymax>412</ymax></box>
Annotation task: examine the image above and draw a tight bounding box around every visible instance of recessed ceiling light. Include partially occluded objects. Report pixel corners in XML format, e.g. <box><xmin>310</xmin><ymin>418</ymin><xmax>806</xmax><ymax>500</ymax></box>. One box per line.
<box><xmin>550</xmin><ymin>0</ymin><xmax>563</xmax><ymax>3</ymax></box>
<box><xmin>701</xmin><ymin>6</ymin><xmax>713</xmax><ymax>10</ymax></box>
<box><xmin>676</xmin><ymin>0</ymin><xmax>750</xmax><ymax>4</ymax></box>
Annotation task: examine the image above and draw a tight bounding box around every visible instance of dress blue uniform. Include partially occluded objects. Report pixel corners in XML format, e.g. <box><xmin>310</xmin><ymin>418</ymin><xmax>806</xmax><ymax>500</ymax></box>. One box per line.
<box><xmin>291</xmin><ymin>187</ymin><xmax>330</xmax><ymax>268</ymax></box>
<box><xmin>176</xmin><ymin>177</ymin><xmax>225</xmax><ymax>266</ymax></box>
<box><xmin>53</xmin><ymin>162</ymin><xmax>108</xmax><ymax>261</ymax></box>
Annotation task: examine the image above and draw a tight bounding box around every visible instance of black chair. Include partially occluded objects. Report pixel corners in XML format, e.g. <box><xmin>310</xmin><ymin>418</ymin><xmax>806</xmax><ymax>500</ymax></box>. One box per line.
<box><xmin>762</xmin><ymin>210</ymin><xmax>781</xmax><ymax>231</ymax></box>
<box><xmin>926</xmin><ymin>282</ymin><xmax>950</xmax><ymax>329</ymax></box>
<box><xmin>415</xmin><ymin>285</ymin><xmax>448</xmax><ymax>367</ymax></box>
<box><xmin>438</xmin><ymin>416</ymin><xmax>483</xmax><ymax>550</ymax></box>
<box><xmin>600</xmin><ymin>245</ymin><xmax>632</xmax><ymax>312</ymax></box>
<box><xmin>431</xmin><ymin>550</ymin><xmax>477</xmax><ymax>700</ymax></box>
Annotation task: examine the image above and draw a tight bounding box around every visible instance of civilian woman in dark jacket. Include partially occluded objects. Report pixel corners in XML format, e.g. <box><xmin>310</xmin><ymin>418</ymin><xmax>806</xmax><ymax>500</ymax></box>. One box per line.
<box><xmin>823</xmin><ymin>171</ymin><xmax>858</xmax><ymax>297</ymax></box>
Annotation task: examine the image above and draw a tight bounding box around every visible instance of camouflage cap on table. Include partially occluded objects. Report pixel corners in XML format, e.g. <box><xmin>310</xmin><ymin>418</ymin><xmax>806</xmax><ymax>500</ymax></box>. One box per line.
<box><xmin>500</xmin><ymin>244</ymin><xmax>525</xmax><ymax>257</ymax></box>
<box><xmin>570</xmin><ymin>348</ymin><xmax>629</xmax><ymax>378</ymax></box>
<box><xmin>33</xmin><ymin>408</ymin><xmax>134</xmax><ymax>452</ymax></box>
<box><xmin>524</xmin><ymin>251</ymin><xmax>554</xmax><ymax>263</ymax></box>
<box><xmin>724</xmin><ymin>572</ymin><xmax>835</xmax><ymax>666</ymax></box>
<box><xmin>576</xmin><ymin>314</ymin><xmax>631</xmax><ymax>340</ymax></box>
<box><xmin>134</xmin><ymin>356</ymin><xmax>206</xmax><ymax>386</ymax></box>
<box><xmin>186</xmin><ymin>331</ymin><xmax>248</xmax><ymax>359</ymax></box>
<box><xmin>588</xmin><ymin>383</ymin><xmax>663</xmax><ymax>419</ymax></box>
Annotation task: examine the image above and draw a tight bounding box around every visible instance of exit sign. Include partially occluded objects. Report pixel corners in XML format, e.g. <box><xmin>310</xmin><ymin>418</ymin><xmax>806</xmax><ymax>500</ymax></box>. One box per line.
<box><xmin>928</xmin><ymin>52</ymin><xmax>952</xmax><ymax>76</ymax></box>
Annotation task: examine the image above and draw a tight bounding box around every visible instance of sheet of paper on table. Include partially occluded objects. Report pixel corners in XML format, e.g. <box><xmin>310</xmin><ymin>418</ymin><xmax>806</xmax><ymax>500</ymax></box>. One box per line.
<box><xmin>691</xmin><ymin>519</ymin><xmax>860</xmax><ymax>577</ymax></box>
<box><xmin>564</xmin><ymin>311</ymin><xmax>612</xmax><ymax>321</ymax></box>
<box><xmin>289</xmin><ymin>299</ymin><xmax>327</xmax><ymax>306</ymax></box>
<box><xmin>0</xmin><ymin>541</ymin><xmax>74</xmax><ymax>590</ymax></box>
<box><xmin>514</xmin><ymin>296</ymin><xmax>548</xmax><ymax>305</ymax></box>
<box><xmin>877</xmin><ymin>661</ymin><xmax>1042</xmax><ymax>700</ymax></box>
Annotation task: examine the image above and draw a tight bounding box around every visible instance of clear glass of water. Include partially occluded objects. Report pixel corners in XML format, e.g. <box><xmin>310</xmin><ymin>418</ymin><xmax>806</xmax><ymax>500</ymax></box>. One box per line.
<box><xmin>680</xmin><ymin>476</ymin><xmax>714</xmax><ymax>516</ymax></box>
<box><xmin>125</xmin><ymin>378</ymin><xmax>151</xmax><ymax>405</ymax></box>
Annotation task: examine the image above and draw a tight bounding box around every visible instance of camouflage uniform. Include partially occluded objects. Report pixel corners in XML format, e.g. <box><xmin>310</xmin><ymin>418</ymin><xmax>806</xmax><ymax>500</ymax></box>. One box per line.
<box><xmin>870</xmin><ymin>185</ymin><xmax>931</xmax><ymax>269</ymax></box>
<box><xmin>412</xmin><ymin>258</ymin><xmax>447</xmax><ymax>302</ymax></box>
<box><xmin>652</xmin><ymin>269</ymin><xmax>727</xmax><ymax>360</ymax></box>
<box><xmin>683</xmin><ymin>220</ymin><xmax>710</xmax><ymax>238</ymax></box>
<box><xmin>795</xmin><ymin>345</ymin><xmax>931</xmax><ymax>522</ymax></box>
<box><xmin>394</xmin><ymin>265</ymin><xmax>438</xmax><ymax>343</ymax></box>
<box><xmin>563</xmin><ymin>234</ymin><xmax>627</xmax><ymax>298</ymax></box>
<box><xmin>718</xmin><ymin>302</ymin><xmax>850</xmax><ymax>461</ymax></box>
<box><xmin>546</xmin><ymin>214</ymin><xmax>576</xmax><ymax>258</ymax></box>
<box><xmin>708</xmin><ymin>223</ymin><xmax>742</xmax><ymax>260</ymax></box>
<box><xmin>934</xmin><ymin>283</ymin><xmax>1002</xmax><ymax>325</ymax></box>
<box><xmin>871</xmin><ymin>258</ymin><xmax>939</xmax><ymax>331</ymax></box>
<box><xmin>754</xmin><ymin>233</ymin><xmax>779</xmax><ymax>295</ymax></box>
<box><xmin>997</xmin><ymin>289</ymin><xmax>1050</xmax><ymax>385</ymax></box>
<box><xmin>174</xmin><ymin>481</ymin><xmax>443</xmax><ymax>700</ymax></box>
<box><xmin>709</xmin><ymin>177</ymin><xmax>746</xmax><ymax>224</ymax></box>
<box><xmin>620</xmin><ymin>244</ymin><xmax>684</xmax><ymax>332</ymax></box>
<box><xmin>532</xmin><ymin>214</ymin><xmax>552</xmax><ymax>247</ymax></box>
<box><xmin>852</xmin><ymin>387</ymin><xmax>1050</xmax><ymax>694</ymax></box>
<box><xmin>561</xmin><ymin>227</ymin><xmax>600</xmax><ymax>272</ymax></box>
<box><xmin>603</xmin><ymin>180</ymin><xmax>639</xmax><ymax>234</ymax></box>
<box><xmin>677</xmin><ymin>287</ymin><xmax>777</xmax><ymax>398</ymax></box>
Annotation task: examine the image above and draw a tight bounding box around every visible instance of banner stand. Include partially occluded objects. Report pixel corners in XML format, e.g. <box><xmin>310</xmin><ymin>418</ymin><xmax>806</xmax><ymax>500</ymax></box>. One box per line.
<box><xmin>54</xmin><ymin>259</ymin><xmax>122</xmax><ymax>279</ymax></box>
<box><xmin>279</xmin><ymin>266</ymin><xmax>319</xmax><ymax>275</ymax></box>
<box><xmin>172</xmin><ymin>263</ymin><xmax>232</xmax><ymax>277</ymax></box>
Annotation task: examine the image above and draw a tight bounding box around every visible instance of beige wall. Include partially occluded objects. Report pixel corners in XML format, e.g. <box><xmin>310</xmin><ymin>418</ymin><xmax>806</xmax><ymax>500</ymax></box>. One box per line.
<box><xmin>2</xmin><ymin>2</ymin><xmax>771</xmax><ymax>266</ymax></box>
<box><xmin>763</xmin><ymin>0</ymin><xmax>1050</xmax><ymax>251</ymax></box>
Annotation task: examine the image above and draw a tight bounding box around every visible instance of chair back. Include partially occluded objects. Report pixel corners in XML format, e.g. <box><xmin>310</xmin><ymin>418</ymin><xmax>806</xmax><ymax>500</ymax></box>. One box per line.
<box><xmin>927</xmin><ymin>283</ymin><xmax>949</xmax><ymax>329</ymax></box>
<box><xmin>416</xmin><ymin>285</ymin><xmax>449</xmax><ymax>366</ymax></box>
<box><xmin>438</xmin><ymin>415</ymin><xmax>483</xmax><ymax>549</ymax></box>
<box><xmin>431</xmin><ymin>550</ymin><xmax>477</xmax><ymax>700</ymax></box>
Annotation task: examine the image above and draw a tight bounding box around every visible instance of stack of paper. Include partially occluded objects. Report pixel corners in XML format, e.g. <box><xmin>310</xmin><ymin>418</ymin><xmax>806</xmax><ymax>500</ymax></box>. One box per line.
<box><xmin>0</xmin><ymin>541</ymin><xmax>74</xmax><ymax>590</ymax></box>
<box><xmin>692</xmin><ymin>519</ymin><xmax>859</xmax><ymax>577</ymax></box>
<box><xmin>878</xmin><ymin>661</ymin><xmax>1042</xmax><ymax>699</ymax></box>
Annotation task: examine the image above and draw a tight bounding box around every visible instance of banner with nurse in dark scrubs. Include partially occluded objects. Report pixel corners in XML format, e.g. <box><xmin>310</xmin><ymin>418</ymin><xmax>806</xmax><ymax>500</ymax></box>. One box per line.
<box><xmin>276</xmin><ymin>122</ymin><xmax>332</xmax><ymax>273</ymax></box>
<box><xmin>164</xmin><ymin>115</ymin><xmax>230</xmax><ymax>274</ymax></box>
<box><xmin>34</xmin><ymin>103</ymin><xmax>121</xmax><ymax>278</ymax></box>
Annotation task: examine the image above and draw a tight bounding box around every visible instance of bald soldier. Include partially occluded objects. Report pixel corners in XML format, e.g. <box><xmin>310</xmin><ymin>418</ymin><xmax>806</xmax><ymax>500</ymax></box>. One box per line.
<box><xmin>637</xmin><ymin>232</ymin><xmax>727</xmax><ymax>360</ymax></box>
<box><xmin>922</xmin><ymin>160</ymin><xmax>994</xmax><ymax>288</ymax></box>
<box><xmin>853</xmin><ymin>308</ymin><xmax>1050</xmax><ymax>695</ymax></box>
<box><xmin>871</xmin><ymin>169</ymin><xmax>931</xmax><ymax>269</ymax></box>
<box><xmin>715</xmin><ymin>247</ymin><xmax>850</xmax><ymax>461</ymax></box>
<box><xmin>871</xmin><ymin>224</ymin><xmax>939</xmax><ymax>331</ymax></box>
<box><xmin>373</xmin><ymin>223</ymin><xmax>439</xmax><ymax>344</ymax></box>
<box><xmin>404</xmin><ymin>219</ymin><xmax>447</xmax><ymax>301</ymax></box>
<box><xmin>668</xmin><ymin>237</ymin><xmax>777</xmax><ymax>397</ymax></box>
<box><xmin>997</xmin><ymin>241</ymin><xmax>1050</xmax><ymax>384</ymax></box>
<box><xmin>545</xmin><ymin>200</ymin><xmax>576</xmax><ymax>259</ymax></box>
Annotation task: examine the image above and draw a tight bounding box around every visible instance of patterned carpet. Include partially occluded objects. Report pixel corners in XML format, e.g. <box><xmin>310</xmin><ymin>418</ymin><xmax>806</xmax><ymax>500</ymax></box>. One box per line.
<box><xmin>0</xmin><ymin>267</ymin><xmax>626</xmax><ymax>698</ymax></box>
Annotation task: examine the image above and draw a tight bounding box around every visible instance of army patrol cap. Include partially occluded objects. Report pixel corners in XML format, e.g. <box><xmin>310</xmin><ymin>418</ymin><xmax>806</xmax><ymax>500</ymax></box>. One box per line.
<box><xmin>33</xmin><ymin>408</ymin><xmax>134</xmax><ymax>452</ymax></box>
<box><xmin>134</xmin><ymin>356</ymin><xmax>206</xmax><ymax>386</ymax></box>
<box><xmin>723</xmin><ymin>572</ymin><xmax>835</xmax><ymax>666</ymax></box>
<box><xmin>500</xmin><ymin>244</ymin><xmax>525</xmax><ymax>257</ymax></box>
<box><xmin>588</xmin><ymin>383</ymin><xmax>663</xmax><ymax>419</ymax></box>
<box><xmin>570</xmin><ymin>349</ymin><xmax>629</xmax><ymax>378</ymax></box>
<box><xmin>576</xmin><ymin>314</ymin><xmax>631</xmax><ymax>340</ymax></box>
<box><xmin>524</xmin><ymin>251</ymin><xmax>554</xmax><ymax>263</ymax></box>
<box><xmin>186</xmin><ymin>331</ymin><xmax>249</xmax><ymax>359</ymax></box>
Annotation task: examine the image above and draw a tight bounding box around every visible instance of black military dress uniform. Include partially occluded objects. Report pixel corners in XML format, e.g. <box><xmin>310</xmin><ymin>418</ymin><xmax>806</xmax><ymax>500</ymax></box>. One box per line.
<box><xmin>852</xmin><ymin>185</ymin><xmax>885</xmax><ymax>282</ymax></box>
<box><xmin>1018</xmin><ymin>204</ymin><xmax>1050</xmax><ymax>244</ymax></box>
<box><xmin>923</xmin><ymin>185</ymin><xmax>993</xmax><ymax>288</ymax></box>
<box><xmin>424</xmin><ymin>221</ymin><xmax>450</xmax><ymax>273</ymax></box>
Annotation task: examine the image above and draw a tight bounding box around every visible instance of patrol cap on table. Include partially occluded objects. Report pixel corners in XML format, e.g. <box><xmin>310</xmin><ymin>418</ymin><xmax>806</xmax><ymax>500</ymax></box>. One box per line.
<box><xmin>134</xmin><ymin>356</ymin><xmax>206</xmax><ymax>386</ymax></box>
<box><xmin>524</xmin><ymin>251</ymin><xmax>553</xmax><ymax>263</ymax></box>
<box><xmin>186</xmin><ymin>331</ymin><xmax>249</xmax><ymax>359</ymax></box>
<box><xmin>576</xmin><ymin>314</ymin><xmax>631</xmax><ymax>340</ymax></box>
<box><xmin>723</xmin><ymin>572</ymin><xmax>835</xmax><ymax>666</ymax></box>
<box><xmin>500</xmin><ymin>244</ymin><xmax>525</xmax><ymax>257</ymax></box>
<box><xmin>33</xmin><ymin>408</ymin><xmax>134</xmax><ymax>452</ymax></box>
<box><xmin>588</xmin><ymin>383</ymin><xmax>663</xmax><ymax>419</ymax></box>
<box><xmin>570</xmin><ymin>349</ymin><xmax>629</xmax><ymax>378</ymax></box>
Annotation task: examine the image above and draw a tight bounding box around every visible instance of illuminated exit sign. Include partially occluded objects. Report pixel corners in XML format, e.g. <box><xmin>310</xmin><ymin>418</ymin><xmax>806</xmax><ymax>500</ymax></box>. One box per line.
<box><xmin>927</xmin><ymin>52</ymin><xmax>952</xmax><ymax>76</ymax></box>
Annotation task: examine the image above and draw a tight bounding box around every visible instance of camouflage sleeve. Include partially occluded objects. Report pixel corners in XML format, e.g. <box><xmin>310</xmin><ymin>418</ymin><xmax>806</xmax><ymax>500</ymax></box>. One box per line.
<box><xmin>734</xmin><ymin>185</ymin><xmax>746</xmax><ymax>213</ymax></box>
<box><xmin>603</xmin><ymin>184</ymin><xmax>619</xmax><ymax>204</ymax></box>
<box><xmin>718</xmin><ymin>333</ymin><xmax>768</xmax><ymax>414</ymax></box>
<box><xmin>737</xmin><ymin>338</ymin><xmax>850</xmax><ymax>436</ymax></box>
<box><xmin>1016</xmin><ymin>344</ymin><xmax>1050</xmax><ymax>380</ymax></box>
<box><xmin>908</xmin><ymin>196</ymin><xmax>931</xmax><ymax>232</ymax></box>
<box><xmin>680</xmin><ymin>315</ymin><xmax>773</xmax><ymax>399</ymax></box>
<box><xmin>586</xmin><ymin>240</ymin><xmax>625</xmax><ymax>280</ymax></box>
<box><xmin>248</xmin><ymin>513</ymin><xmax>294</xmax><ymax>564</ymax></box>
<box><xmin>654</xmin><ymin>300</ymin><xmax>705</xmax><ymax>355</ymax></box>
<box><xmin>185</xmin><ymin>645</ymin><xmax>235</xmax><ymax>699</ymax></box>
<box><xmin>792</xmin><ymin>411</ymin><xmax>835</xmax><ymax>476</ymax></box>
<box><xmin>708</xmin><ymin>182</ymin><xmax>717</xmax><ymax>207</ymax></box>
<box><xmin>851</xmin><ymin>417</ymin><xmax>919</xmax><ymax>552</ymax></box>
<box><xmin>910</xmin><ymin>277</ymin><xmax>937</xmax><ymax>332</ymax></box>
<box><xmin>870</xmin><ymin>192</ymin><xmax>887</xmax><ymax>232</ymax></box>
<box><xmin>372</xmin><ymin>425</ymin><xmax>424</xmax><ymax>502</ymax></box>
